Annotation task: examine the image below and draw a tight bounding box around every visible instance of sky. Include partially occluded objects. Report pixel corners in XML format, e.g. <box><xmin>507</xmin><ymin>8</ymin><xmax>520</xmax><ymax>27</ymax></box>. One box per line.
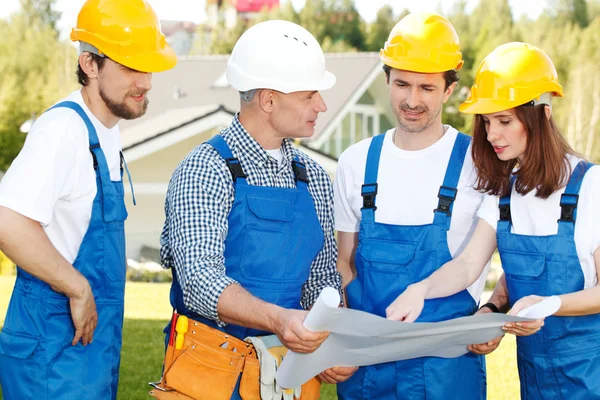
<box><xmin>0</xmin><ymin>0</ymin><xmax>545</xmax><ymax>39</ymax></box>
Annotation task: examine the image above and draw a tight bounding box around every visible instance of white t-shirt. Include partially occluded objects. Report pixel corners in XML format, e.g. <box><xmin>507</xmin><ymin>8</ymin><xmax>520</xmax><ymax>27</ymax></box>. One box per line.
<box><xmin>0</xmin><ymin>90</ymin><xmax>122</xmax><ymax>264</ymax></box>
<box><xmin>334</xmin><ymin>127</ymin><xmax>489</xmax><ymax>301</ymax></box>
<box><xmin>478</xmin><ymin>154</ymin><xmax>600</xmax><ymax>289</ymax></box>
<box><xmin>265</xmin><ymin>148</ymin><xmax>283</xmax><ymax>164</ymax></box>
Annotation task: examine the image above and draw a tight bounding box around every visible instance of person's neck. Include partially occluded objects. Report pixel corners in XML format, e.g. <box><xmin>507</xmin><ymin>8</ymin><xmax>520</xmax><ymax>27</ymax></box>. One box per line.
<box><xmin>81</xmin><ymin>86</ymin><xmax>120</xmax><ymax>129</ymax></box>
<box><xmin>238</xmin><ymin>112</ymin><xmax>284</xmax><ymax>150</ymax></box>
<box><xmin>393</xmin><ymin>123</ymin><xmax>446</xmax><ymax>151</ymax></box>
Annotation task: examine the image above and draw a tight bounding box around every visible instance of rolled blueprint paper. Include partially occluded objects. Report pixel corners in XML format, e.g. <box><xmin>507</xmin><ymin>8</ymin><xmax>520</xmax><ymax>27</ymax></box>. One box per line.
<box><xmin>276</xmin><ymin>289</ymin><xmax>560</xmax><ymax>389</ymax></box>
<box><xmin>302</xmin><ymin>286</ymin><xmax>340</xmax><ymax>331</ymax></box>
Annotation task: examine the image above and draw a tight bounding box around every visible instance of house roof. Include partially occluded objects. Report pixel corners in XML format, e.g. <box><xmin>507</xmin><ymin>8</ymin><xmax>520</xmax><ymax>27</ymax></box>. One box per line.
<box><xmin>121</xmin><ymin>104</ymin><xmax>234</xmax><ymax>150</ymax></box>
<box><xmin>120</xmin><ymin>52</ymin><xmax>382</xmax><ymax>147</ymax></box>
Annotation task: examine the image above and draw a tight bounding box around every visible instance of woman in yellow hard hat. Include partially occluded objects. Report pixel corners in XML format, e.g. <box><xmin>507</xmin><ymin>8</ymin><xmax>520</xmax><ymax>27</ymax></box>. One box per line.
<box><xmin>382</xmin><ymin>42</ymin><xmax>600</xmax><ymax>399</ymax></box>
<box><xmin>0</xmin><ymin>1</ymin><xmax>176</xmax><ymax>399</ymax></box>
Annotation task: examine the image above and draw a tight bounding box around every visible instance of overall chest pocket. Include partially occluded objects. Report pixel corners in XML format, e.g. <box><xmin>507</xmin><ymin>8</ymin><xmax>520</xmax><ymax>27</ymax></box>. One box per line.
<box><xmin>358</xmin><ymin>239</ymin><xmax>417</xmax><ymax>273</ymax></box>
<box><xmin>245</xmin><ymin>196</ymin><xmax>292</xmax><ymax>231</ymax></box>
<box><xmin>240</xmin><ymin>197</ymin><xmax>303</xmax><ymax>283</ymax></box>
<box><xmin>500</xmin><ymin>250</ymin><xmax>546</xmax><ymax>303</ymax></box>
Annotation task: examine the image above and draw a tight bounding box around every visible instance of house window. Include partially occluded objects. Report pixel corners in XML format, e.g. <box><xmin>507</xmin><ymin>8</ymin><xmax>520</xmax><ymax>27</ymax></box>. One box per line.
<box><xmin>318</xmin><ymin>104</ymin><xmax>388</xmax><ymax>158</ymax></box>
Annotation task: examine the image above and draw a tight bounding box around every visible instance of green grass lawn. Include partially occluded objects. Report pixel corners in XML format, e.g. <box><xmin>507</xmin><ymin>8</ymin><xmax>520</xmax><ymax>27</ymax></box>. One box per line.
<box><xmin>0</xmin><ymin>277</ymin><xmax>520</xmax><ymax>399</ymax></box>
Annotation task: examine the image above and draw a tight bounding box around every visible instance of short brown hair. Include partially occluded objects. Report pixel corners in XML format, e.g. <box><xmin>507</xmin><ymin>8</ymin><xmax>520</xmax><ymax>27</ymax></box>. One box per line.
<box><xmin>77</xmin><ymin>53</ymin><xmax>107</xmax><ymax>86</ymax></box>
<box><xmin>382</xmin><ymin>64</ymin><xmax>459</xmax><ymax>90</ymax></box>
<box><xmin>471</xmin><ymin>104</ymin><xmax>576</xmax><ymax>199</ymax></box>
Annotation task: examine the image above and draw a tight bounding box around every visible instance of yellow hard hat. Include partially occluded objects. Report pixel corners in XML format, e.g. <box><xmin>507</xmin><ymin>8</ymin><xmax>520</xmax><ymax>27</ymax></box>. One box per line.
<box><xmin>459</xmin><ymin>42</ymin><xmax>563</xmax><ymax>114</ymax></box>
<box><xmin>380</xmin><ymin>12</ymin><xmax>463</xmax><ymax>73</ymax></box>
<box><xmin>70</xmin><ymin>0</ymin><xmax>177</xmax><ymax>73</ymax></box>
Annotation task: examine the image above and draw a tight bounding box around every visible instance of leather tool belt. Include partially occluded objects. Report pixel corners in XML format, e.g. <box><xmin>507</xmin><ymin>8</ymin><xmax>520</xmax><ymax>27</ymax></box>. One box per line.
<box><xmin>149</xmin><ymin>314</ymin><xmax>321</xmax><ymax>400</ymax></box>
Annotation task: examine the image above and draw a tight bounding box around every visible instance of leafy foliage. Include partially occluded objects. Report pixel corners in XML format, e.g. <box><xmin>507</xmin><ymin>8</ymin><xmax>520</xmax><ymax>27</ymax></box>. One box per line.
<box><xmin>3</xmin><ymin>0</ymin><xmax>600</xmax><ymax>167</ymax></box>
<box><xmin>0</xmin><ymin>0</ymin><xmax>77</xmax><ymax>170</ymax></box>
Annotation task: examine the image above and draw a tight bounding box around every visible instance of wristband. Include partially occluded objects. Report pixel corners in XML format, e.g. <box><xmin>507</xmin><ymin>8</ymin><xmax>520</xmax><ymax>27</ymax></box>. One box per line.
<box><xmin>480</xmin><ymin>302</ymin><xmax>500</xmax><ymax>313</ymax></box>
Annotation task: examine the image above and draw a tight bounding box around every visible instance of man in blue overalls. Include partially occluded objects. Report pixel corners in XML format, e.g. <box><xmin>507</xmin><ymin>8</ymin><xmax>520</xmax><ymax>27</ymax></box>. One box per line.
<box><xmin>157</xmin><ymin>20</ymin><xmax>344</xmax><ymax>400</ymax></box>
<box><xmin>0</xmin><ymin>1</ymin><xmax>176</xmax><ymax>399</ymax></box>
<box><xmin>333</xmin><ymin>12</ymin><xmax>490</xmax><ymax>399</ymax></box>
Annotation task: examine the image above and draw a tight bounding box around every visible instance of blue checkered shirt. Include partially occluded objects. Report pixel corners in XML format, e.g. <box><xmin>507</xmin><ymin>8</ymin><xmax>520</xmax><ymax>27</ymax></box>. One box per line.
<box><xmin>160</xmin><ymin>114</ymin><xmax>342</xmax><ymax>325</ymax></box>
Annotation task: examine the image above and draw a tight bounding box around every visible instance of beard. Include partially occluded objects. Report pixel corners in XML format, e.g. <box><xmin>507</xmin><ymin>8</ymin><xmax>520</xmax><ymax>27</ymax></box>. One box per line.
<box><xmin>396</xmin><ymin>103</ymin><xmax>440</xmax><ymax>133</ymax></box>
<box><xmin>99</xmin><ymin>84</ymin><xmax>149</xmax><ymax>120</ymax></box>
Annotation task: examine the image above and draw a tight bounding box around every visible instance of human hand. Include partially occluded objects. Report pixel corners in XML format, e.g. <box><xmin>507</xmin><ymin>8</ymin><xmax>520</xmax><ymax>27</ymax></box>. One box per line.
<box><xmin>69</xmin><ymin>278</ymin><xmax>98</xmax><ymax>346</ymax></box>
<box><xmin>319</xmin><ymin>366</ymin><xmax>358</xmax><ymax>384</ymax></box>
<box><xmin>385</xmin><ymin>283</ymin><xmax>428</xmax><ymax>322</ymax></box>
<box><xmin>467</xmin><ymin>306</ymin><xmax>504</xmax><ymax>355</ymax></box>
<box><xmin>273</xmin><ymin>309</ymin><xmax>329</xmax><ymax>353</ymax></box>
<box><xmin>504</xmin><ymin>295</ymin><xmax>545</xmax><ymax>336</ymax></box>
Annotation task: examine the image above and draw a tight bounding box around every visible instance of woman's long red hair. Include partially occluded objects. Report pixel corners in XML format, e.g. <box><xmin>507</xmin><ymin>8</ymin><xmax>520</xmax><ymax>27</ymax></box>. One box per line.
<box><xmin>471</xmin><ymin>105</ymin><xmax>576</xmax><ymax>199</ymax></box>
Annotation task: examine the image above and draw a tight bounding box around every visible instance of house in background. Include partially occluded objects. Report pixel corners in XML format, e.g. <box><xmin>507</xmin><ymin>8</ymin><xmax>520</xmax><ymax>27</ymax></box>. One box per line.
<box><xmin>120</xmin><ymin>52</ymin><xmax>395</xmax><ymax>259</ymax></box>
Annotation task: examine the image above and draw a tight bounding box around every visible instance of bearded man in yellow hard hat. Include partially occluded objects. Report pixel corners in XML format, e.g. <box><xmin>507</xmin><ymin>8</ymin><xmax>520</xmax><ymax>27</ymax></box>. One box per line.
<box><xmin>333</xmin><ymin>12</ymin><xmax>488</xmax><ymax>399</ymax></box>
<box><xmin>0</xmin><ymin>1</ymin><xmax>176</xmax><ymax>399</ymax></box>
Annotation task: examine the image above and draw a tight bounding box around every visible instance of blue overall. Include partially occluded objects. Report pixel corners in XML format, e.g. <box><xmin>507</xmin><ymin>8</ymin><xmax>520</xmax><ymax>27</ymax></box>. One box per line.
<box><xmin>168</xmin><ymin>135</ymin><xmax>324</xmax><ymax>399</ymax></box>
<box><xmin>0</xmin><ymin>101</ymin><xmax>128</xmax><ymax>400</ymax></box>
<box><xmin>498</xmin><ymin>161</ymin><xmax>600</xmax><ymax>400</ymax></box>
<box><xmin>338</xmin><ymin>132</ymin><xmax>485</xmax><ymax>400</ymax></box>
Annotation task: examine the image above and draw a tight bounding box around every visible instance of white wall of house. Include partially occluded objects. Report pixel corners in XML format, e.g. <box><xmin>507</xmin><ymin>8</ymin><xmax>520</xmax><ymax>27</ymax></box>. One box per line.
<box><xmin>123</xmin><ymin>127</ymin><xmax>221</xmax><ymax>259</ymax></box>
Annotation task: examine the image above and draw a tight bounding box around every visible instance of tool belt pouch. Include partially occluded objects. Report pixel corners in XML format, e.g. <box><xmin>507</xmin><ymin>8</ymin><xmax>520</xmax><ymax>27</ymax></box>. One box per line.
<box><xmin>239</xmin><ymin>351</ymin><xmax>261</xmax><ymax>400</ymax></box>
<box><xmin>161</xmin><ymin>319</ymin><xmax>257</xmax><ymax>400</ymax></box>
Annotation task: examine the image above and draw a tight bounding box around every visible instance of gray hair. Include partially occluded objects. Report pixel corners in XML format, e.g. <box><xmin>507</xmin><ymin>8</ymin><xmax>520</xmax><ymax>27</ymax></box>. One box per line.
<box><xmin>79</xmin><ymin>42</ymin><xmax>105</xmax><ymax>57</ymax></box>
<box><xmin>240</xmin><ymin>90</ymin><xmax>257</xmax><ymax>102</ymax></box>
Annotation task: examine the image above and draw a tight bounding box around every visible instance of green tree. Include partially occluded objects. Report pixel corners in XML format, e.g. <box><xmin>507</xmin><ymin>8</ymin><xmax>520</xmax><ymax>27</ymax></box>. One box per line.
<box><xmin>559</xmin><ymin>17</ymin><xmax>600</xmax><ymax>161</ymax></box>
<box><xmin>299</xmin><ymin>0</ymin><xmax>329</xmax><ymax>43</ymax></box>
<box><xmin>207</xmin><ymin>18</ymin><xmax>250</xmax><ymax>55</ymax></box>
<box><xmin>19</xmin><ymin>0</ymin><xmax>60</xmax><ymax>32</ymax></box>
<box><xmin>366</xmin><ymin>5</ymin><xmax>399</xmax><ymax>51</ymax></box>
<box><xmin>0</xmin><ymin>1</ymin><xmax>77</xmax><ymax>170</ymax></box>
<box><xmin>322</xmin><ymin>0</ymin><xmax>366</xmax><ymax>51</ymax></box>
<box><xmin>546</xmin><ymin>0</ymin><xmax>589</xmax><ymax>28</ymax></box>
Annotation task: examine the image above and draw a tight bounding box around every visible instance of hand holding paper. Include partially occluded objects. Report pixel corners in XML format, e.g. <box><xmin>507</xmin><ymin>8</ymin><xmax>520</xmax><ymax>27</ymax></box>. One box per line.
<box><xmin>276</xmin><ymin>288</ymin><xmax>561</xmax><ymax>389</ymax></box>
<box><xmin>500</xmin><ymin>295</ymin><xmax>561</xmax><ymax>337</ymax></box>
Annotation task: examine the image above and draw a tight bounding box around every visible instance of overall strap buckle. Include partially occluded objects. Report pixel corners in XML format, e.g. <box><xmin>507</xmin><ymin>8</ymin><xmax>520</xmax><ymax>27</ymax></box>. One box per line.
<box><xmin>361</xmin><ymin>183</ymin><xmax>378</xmax><ymax>210</ymax></box>
<box><xmin>89</xmin><ymin>143</ymin><xmax>100</xmax><ymax>169</ymax></box>
<box><xmin>499</xmin><ymin>204</ymin><xmax>512</xmax><ymax>221</ymax></box>
<box><xmin>292</xmin><ymin>160</ymin><xmax>309</xmax><ymax>183</ymax></box>
<box><xmin>558</xmin><ymin>193</ymin><xmax>579</xmax><ymax>223</ymax></box>
<box><xmin>224</xmin><ymin>157</ymin><xmax>247</xmax><ymax>182</ymax></box>
<box><xmin>434</xmin><ymin>186</ymin><xmax>457</xmax><ymax>215</ymax></box>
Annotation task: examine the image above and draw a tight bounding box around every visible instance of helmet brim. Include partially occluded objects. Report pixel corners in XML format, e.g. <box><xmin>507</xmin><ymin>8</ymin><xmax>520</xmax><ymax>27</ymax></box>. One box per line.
<box><xmin>106</xmin><ymin>45</ymin><xmax>178</xmax><ymax>73</ymax></box>
<box><xmin>459</xmin><ymin>91</ymin><xmax>564</xmax><ymax>115</ymax></box>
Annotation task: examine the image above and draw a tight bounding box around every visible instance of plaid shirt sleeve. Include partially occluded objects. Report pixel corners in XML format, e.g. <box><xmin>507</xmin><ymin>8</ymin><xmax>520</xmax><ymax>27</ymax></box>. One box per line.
<box><xmin>160</xmin><ymin>143</ymin><xmax>237</xmax><ymax>325</ymax></box>
<box><xmin>296</xmin><ymin>150</ymin><xmax>343</xmax><ymax>309</ymax></box>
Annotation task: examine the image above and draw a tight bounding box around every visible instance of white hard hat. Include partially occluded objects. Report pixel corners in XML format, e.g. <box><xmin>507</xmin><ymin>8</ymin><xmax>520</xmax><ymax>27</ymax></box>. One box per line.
<box><xmin>226</xmin><ymin>20</ymin><xmax>336</xmax><ymax>93</ymax></box>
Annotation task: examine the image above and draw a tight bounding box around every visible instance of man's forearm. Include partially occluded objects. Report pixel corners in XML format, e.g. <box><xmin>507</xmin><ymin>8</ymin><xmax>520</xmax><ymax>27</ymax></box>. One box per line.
<box><xmin>216</xmin><ymin>283</ymin><xmax>283</xmax><ymax>332</ymax></box>
<box><xmin>0</xmin><ymin>206</ymin><xmax>88</xmax><ymax>298</ymax></box>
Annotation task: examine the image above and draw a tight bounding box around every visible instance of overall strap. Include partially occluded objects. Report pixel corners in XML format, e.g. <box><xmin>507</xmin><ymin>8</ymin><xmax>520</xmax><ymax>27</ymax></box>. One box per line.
<box><xmin>433</xmin><ymin>132</ymin><xmax>471</xmax><ymax>230</ymax></box>
<box><xmin>206</xmin><ymin>135</ymin><xmax>248</xmax><ymax>187</ymax></box>
<box><xmin>557</xmin><ymin>160</ymin><xmax>595</xmax><ymax>236</ymax></box>
<box><xmin>360</xmin><ymin>133</ymin><xmax>386</xmax><ymax>223</ymax></box>
<box><xmin>48</xmin><ymin>101</ymin><xmax>118</xmax><ymax>218</ymax></box>
<box><xmin>497</xmin><ymin>175</ymin><xmax>517</xmax><ymax>233</ymax></box>
<box><xmin>49</xmin><ymin>101</ymin><xmax>106</xmax><ymax>172</ymax></box>
<box><xmin>292</xmin><ymin>154</ymin><xmax>309</xmax><ymax>191</ymax></box>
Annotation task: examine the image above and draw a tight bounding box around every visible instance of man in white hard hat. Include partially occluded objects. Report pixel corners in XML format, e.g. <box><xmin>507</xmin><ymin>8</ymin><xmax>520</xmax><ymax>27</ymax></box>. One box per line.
<box><xmin>153</xmin><ymin>20</ymin><xmax>349</xmax><ymax>399</ymax></box>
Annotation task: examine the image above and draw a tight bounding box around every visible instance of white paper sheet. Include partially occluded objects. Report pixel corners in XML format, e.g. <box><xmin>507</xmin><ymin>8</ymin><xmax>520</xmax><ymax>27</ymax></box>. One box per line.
<box><xmin>276</xmin><ymin>288</ymin><xmax>559</xmax><ymax>388</ymax></box>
